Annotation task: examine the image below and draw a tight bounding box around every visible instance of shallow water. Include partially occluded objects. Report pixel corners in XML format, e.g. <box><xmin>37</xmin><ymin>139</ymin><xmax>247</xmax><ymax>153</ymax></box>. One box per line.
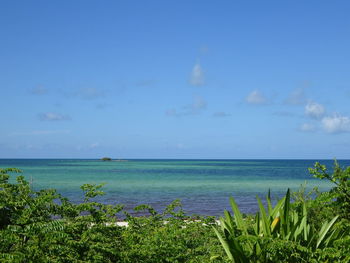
<box><xmin>1</xmin><ymin>159</ymin><xmax>348</xmax><ymax>216</ymax></box>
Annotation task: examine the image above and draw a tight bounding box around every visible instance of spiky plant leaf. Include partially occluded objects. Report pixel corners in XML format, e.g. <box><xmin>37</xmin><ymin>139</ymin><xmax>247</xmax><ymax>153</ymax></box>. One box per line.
<box><xmin>316</xmin><ymin>215</ymin><xmax>339</xmax><ymax>249</ymax></box>
<box><xmin>257</xmin><ymin>196</ymin><xmax>271</xmax><ymax>237</ymax></box>
<box><xmin>229</xmin><ymin>197</ymin><xmax>247</xmax><ymax>234</ymax></box>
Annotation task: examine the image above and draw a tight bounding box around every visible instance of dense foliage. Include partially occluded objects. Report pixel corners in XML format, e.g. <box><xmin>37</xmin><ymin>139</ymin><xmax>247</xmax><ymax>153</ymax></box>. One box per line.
<box><xmin>213</xmin><ymin>190</ymin><xmax>348</xmax><ymax>262</ymax></box>
<box><xmin>1</xmin><ymin>161</ymin><xmax>350</xmax><ymax>262</ymax></box>
<box><xmin>0</xmin><ymin>168</ymin><xmax>224</xmax><ymax>262</ymax></box>
<box><xmin>213</xmin><ymin>161</ymin><xmax>350</xmax><ymax>262</ymax></box>
<box><xmin>309</xmin><ymin>160</ymin><xmax>350</xmax><ymax>220</ymax></box>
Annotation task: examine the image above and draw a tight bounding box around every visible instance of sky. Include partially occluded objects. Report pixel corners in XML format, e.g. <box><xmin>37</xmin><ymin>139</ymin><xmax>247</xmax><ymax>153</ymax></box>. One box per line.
<box><xmin>1</xmin><ymin>0</ymin><xmax>350</xmax><ymax>159</ymax></box>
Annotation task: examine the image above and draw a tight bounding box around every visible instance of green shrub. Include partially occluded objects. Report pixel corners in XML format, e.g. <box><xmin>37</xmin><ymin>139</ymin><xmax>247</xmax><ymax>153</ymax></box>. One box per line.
<box><xmin>213</xmin><ymin>189</ymin><xmax>345</xmax><ymax>262</ymax></box>
<box><xmin>309</xmin><ymin>160</ymin><xmax>350</xmax><ymax>220</ymax></box>
<box><xmin>213</xmin><ymin>161</ymin><xmax>350</xmax><ymax>262</ymax></box>
<box><xmin>0</xmin><ymin>168</ymin><xmax>225</xmax><ymax>262</ymax></box>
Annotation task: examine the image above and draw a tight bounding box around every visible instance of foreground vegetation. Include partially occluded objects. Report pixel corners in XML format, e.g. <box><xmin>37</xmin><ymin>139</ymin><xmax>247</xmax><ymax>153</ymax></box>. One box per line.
<box><xmin>0</xmin><ymin>161</ymin><xmax>349</xmax><ymax>262</ymax></box>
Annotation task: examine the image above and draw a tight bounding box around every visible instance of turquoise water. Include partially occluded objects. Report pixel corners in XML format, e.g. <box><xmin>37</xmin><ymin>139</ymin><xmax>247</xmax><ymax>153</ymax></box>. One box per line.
<box><xmin>1</xmin><ymin>159</ymin><xmax>348</xmax><ymax>215</ymax></box>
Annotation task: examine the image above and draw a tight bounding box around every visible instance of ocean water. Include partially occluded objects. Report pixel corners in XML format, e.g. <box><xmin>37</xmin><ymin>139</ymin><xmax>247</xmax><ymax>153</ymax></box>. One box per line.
<box><xmin>1</xmin><ymin>159</ymin><xmax>349</xmax><ymax>216</ymax></box>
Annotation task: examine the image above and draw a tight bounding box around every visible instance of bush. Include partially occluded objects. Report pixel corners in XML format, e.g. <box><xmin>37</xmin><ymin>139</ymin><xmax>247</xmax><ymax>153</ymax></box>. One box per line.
<box><xmin>213</xmin><ymin>189</ymin><xmax>346</xmax><ymax>262</ymax></box>
<box><xmin>309</xmin><ymin>160</ymin><xmax>350</xmax><ymax>220</ymax></box>
<box><xmin>213</xmin><ymin>161</ymin><xmax>350</xmax><ymax>262</ymax></box>
<box><xmin>0</xmin><ymin>168</ymin><xmax>225</xmax><ymax>262</ymax></box>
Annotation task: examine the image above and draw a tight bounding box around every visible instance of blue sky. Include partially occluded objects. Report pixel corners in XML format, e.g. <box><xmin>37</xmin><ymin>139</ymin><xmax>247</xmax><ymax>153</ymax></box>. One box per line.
<box><xmin>1</xmin><ymin>0</ymin><xmax>350</xmax><ymax>159</ymax></box>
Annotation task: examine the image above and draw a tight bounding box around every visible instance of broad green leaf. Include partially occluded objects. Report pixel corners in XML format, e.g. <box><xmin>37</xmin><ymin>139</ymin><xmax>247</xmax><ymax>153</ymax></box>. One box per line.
<box><xmin>316</xmin><ymin>215</ymin><xmax>339</xmax><ymax>249</ymax></box>
<box><xmin>213</xmin><ymin>227</ymin><xmax>234</xmax><ymax>262</ymax></box>
<box><xmin>257</xmin><ymin>196</ymin><xmax>271</xmax><ymax>236</ymax></box>
<box><xmin>253</xmin><ymin>212</ymin><xmax>260</xmax><ymax>235</ymax></box>
<box><xmin>229</xmin><ymin>197</ymin><xmax>247</xmax><ymax>234</ymax></box>
<box><xmin>270</xmin><ymin>197</ymin><xmax>285</xmax><ymax>218</ymax></box>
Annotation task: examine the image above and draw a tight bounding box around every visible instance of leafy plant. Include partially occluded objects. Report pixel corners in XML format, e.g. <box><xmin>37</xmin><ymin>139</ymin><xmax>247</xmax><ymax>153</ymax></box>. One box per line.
<box><xmin>0</xmin><ymin>168</ymin><xmax>225</xmax><ymax>262</ymax></box>
<box><xmin>213</xmin><ymin>189</ymin><xmax>343</xmax><ymax>262</ymax></box>
<box><xmin>309</xmin><ymin>160</ymin><xmax>350</xmax><ymax>219</ymax></box>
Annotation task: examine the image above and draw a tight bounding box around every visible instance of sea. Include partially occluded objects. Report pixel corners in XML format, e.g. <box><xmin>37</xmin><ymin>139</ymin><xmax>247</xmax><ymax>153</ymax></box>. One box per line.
<box><xmin>1</xmin><ymin>159</ymin><xmax>349</xmax><ymax>216</ymax></box>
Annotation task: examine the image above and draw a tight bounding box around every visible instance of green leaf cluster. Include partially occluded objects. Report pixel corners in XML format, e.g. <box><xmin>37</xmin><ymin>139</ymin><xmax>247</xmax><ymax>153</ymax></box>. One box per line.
<box><xmin>309</xmin><ymin>160</ymin><xmax>350</xmax><ymax>220</ymax></box>
<box><xmin>213</xmin><ymin>161</ymin><xmax>350</xmax><ymax>262</ymax></box>
<box><xmin>0</xmin><ymin>168</ymin><xmax>224</xmax><ymax>262</ymax></box>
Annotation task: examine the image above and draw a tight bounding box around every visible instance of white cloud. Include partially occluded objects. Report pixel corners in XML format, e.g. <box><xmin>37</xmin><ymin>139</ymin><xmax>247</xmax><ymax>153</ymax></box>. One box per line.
<box><xmin>190</xmin><ymin>63</ymin><xmax>204</xmax><ymax>86</ymax></box>
<box><xmin>38</xmin><ymin>112</ymin><xmax>71</xmax><ymax>121</ymax></box>
<box><xmin>299</xmin><ymin>123</ymin><xmax>315</xmax><ymax>132</ymax></box>
<box><xmin>284</xmin><ymin>88</ymin><xmax>306</xmax><ymax>105</ymax></box>
<box><xmin>305</xmin><ymin>101</ymin><xmax>325</xmax><ymax>119</ymax></box>
<box><xmin>321</xmin><ymin>114</ymin><xmax>350</xmax><ymax>133</ymax></box>
<box><xmin>246</xmin><ymin>90</ymin><xmax>268</xmax><ymax>105</ymax></box>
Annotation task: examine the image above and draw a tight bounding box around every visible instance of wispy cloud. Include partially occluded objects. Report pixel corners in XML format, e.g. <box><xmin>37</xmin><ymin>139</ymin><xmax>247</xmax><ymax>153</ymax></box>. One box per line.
<box><xmin>284</xmin><ymin>88</ymin><xmax>306</xmax><ymax>105</ymax></box>
<box><xmin>305</xmin><ymin>101</ymin><xmax>325</xmax><ymax>119</ymax></box>
<box><xmin>10</xmin><ymin>130</ymin><xmax>71</xmax><ymax>136</ymax></box>
<box><xmin>38</xmin><ymin>112</ymin><xmax>71</xmax><ymax>121</ymax></box>
<box><xmin>213</xmin><ymin>112</ymin><xmax>231</xmax><ymax>118</ymax></box>
<box><xmin>189</xmin><ymin>63</ymin><xmax>205</xmax><ymax>86</ymax></box>
<box><xmin>166</xmin><ymin>95</ymin><xmax>207</xmax><ymax>117</ymax></box>
<box><xmin>321</xmin><ymin>114</ymin><xmax>350</xmax><ymax>133</ymax></box>
<box><xmin>299</xmin><ymin>123</ymin><xmax>316</xmax><ymax>132</ymax></box>
<box><xmin>29</xmin><ymin>86</ymin><xmax>48</xmax><ymax>95</ymax></box>
<box><xmin>246</xmin><ymin>90</ymin><xmax>268</xmax><ymax>105</ymax></box>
